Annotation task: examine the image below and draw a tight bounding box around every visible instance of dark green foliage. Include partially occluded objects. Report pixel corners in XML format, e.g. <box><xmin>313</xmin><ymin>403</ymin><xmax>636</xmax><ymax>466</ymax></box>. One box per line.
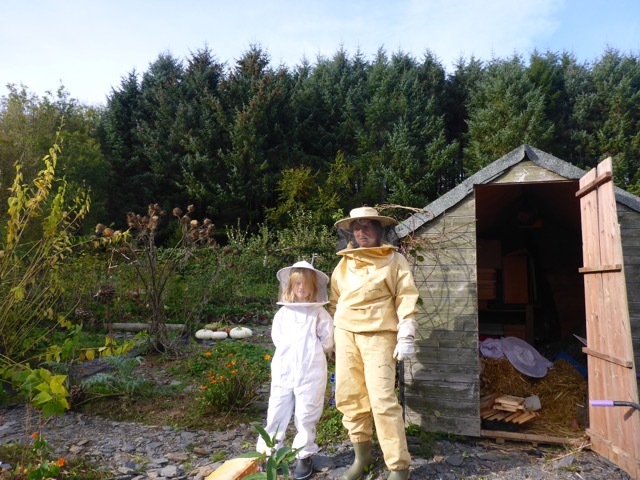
<box><xmin>464</xmin><ymin>54</ymin><xmax>555</xmax><ymax>174</ymax></box>
<box><xmin>5</xmin><ymin>45</ymin><xmax>640</xmax><ymax>235</ymax></box>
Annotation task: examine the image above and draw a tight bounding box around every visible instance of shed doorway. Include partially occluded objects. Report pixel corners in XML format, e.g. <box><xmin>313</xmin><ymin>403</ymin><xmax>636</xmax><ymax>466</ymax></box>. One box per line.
<box><xmin>475</xmin><ymin>180</ymin><xmax>589</xmax><ymax>438</ymax></box>
<box><xmin>475</xmin><ymin>180</ymin><xmax>585</xmax><ymax>350</ymax></box>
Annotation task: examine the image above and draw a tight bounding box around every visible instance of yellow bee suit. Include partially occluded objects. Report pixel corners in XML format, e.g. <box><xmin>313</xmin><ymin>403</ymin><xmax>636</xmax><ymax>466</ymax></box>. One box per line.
<box><xmin>329</xmin><ymin>245</ymin><xmax>418</xmax><ymax>471</ymax></box>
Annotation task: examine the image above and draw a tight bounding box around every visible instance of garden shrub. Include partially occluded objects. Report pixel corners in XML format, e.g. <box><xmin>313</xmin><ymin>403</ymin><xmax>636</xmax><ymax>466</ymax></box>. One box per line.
<box><xmin>188</xmin><ymin>341</ymin><xmax>273</xmax><ymax>413</ymax></box>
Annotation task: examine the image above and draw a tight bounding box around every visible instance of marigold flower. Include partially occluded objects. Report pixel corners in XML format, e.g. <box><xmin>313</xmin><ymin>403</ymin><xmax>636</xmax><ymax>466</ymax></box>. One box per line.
<box><xmin>205</xmin><ymin>351</ymin><xmax>212</xmax><ymax>357</ymax></box>
<box><xmin>264</xmin><ymin>354</ymin><xmax>271</xmax><ymax>361</ymax></box>
<box><xmin>55</xmin><ymin>458</ymin><xmax>65</xmax><ymax>467</ymax></box>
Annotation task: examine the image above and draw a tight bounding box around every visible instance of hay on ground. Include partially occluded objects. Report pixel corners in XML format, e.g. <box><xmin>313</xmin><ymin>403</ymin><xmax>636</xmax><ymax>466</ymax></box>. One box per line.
<box><xmin>481</xmin><ymin>357</ymin><xmax>588</xmax><ymax>437</ymax></box>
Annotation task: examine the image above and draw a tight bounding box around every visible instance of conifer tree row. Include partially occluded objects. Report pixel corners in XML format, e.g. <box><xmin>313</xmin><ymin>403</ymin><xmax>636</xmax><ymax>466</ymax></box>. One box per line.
<box><xmin>3</xmin><ymin>46</ymin><xmax>640</xmax><ymax>233</ymax></box>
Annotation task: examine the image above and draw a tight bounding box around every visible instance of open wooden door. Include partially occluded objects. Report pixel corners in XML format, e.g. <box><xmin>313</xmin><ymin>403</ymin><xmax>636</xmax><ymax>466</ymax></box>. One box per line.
<box><xmin>577</xmin><ymin>157</ymin><xmax>640</xmax><ymax>479</ymax></box>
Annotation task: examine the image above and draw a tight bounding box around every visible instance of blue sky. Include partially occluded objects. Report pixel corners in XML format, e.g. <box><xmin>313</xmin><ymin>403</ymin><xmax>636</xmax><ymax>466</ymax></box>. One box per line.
<box><xmin>2</xmin><ymin>0</ymin><xmax>639</xmax><ymax>106</ymax></box>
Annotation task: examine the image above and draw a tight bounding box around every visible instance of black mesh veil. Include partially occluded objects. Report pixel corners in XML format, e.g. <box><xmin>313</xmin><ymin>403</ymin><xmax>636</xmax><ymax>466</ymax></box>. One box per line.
<box><xmin>335</xmin><ymin>220</ymin><xmax>400</xmax><ymax>252</ymax></box>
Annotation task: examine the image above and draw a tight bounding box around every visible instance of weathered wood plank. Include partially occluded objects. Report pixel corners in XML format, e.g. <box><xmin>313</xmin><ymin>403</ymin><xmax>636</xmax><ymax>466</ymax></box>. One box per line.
<box><xmin>619</xmin><ymin>233</ymin><xmax>640</xmax><ymax>248</ymax></box>
<box><xmin>416</xmin><ymin>314</ymin><xmax>477</xmax><ymax>333</ymax></box>
<box><xmin>418</xmin><ymin>298</ymin><xmax>477</xmax><ymax>317</ymax></box>
<box><xmin>413</xmin><ymin>266</ymin><xmax>477</xmax><ymax>283</ymax></box>
<box><xmin>496</xmin><ymin>161</ymin><xmax>567</xmax><ymax>183</ymax></box>
<box><xmin>414</xmin><ymin>247</ymin><xmax>477</xmax><ymax>265</ymax></box>
<box><xmin>419</xmin><ymin>329</ymin><xmax>478</xmax><ymax>348</ymax></box>
<box><xmin>406</xmin><ymin>363</ymin><xmax>480</xmax><ymax>386</ymax></box>
<box><xmin>407</xmin><ymin>377</ymin><xmax>478</xmax><ymax>401</ymax></box>
<box><xmin>419</xmin><ymin>281</ymin><xmax>477</xmax><ymax>298</ymax></box>
<box><xmin>413</xmin><ymin>346</ymin><xmax>479</xmax><ymax>364</ymax></box>
<box><xmin>404</xmin><ymin>407</ymin><xmax>480</xmax><ymax>437</ymax></box>
<box><xmin>404</xmin><ymin>392</ymin><xmax>478</xmax><ymax>416</ymax></box>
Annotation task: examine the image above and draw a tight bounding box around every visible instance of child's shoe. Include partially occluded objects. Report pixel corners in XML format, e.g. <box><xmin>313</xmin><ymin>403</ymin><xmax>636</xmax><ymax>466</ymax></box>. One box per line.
<box><xmin>293</xmin><ymin>456</ymin><xmax>313</xmax><ymax>480</ymax></box>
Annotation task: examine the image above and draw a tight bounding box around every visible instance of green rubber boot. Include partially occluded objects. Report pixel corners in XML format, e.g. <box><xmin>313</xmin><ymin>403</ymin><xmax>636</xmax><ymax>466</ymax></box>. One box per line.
<box><xmin>387</xmin><ymin>469</ymin><xmax>410</xmax><ymax>480</ymax></box>
<box><xmin>341</xmin><ymin>441</ymin><xmax>372</xmax><ymax>480</ymax></box>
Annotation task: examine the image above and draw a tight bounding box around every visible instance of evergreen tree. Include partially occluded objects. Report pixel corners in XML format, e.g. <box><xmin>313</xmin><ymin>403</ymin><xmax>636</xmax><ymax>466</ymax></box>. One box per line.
<box><xmin>464</xmin><ymin>55</ymin><xmax>555</xmax><ymax>174</ymax></box>
<box><xmin>218</xmin><ymin>45</ymin><xmax>295</xmax><ymax>225</ymax></box>
<box><xmin>100</xmin><ymin>71</ymin><xmax>149</xmax><ymax>222</ymax></box>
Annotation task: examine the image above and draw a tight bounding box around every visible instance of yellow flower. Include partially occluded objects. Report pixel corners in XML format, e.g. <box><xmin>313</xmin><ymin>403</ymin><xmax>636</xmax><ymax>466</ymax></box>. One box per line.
<box><xmin>264</xmin><ymin>354</ymin><xmax>271</xmax><ymax>361</ymax></box>
<box><xmin>231</xmin><ymin>360</ymin><xmax>236</xmax><ymax>366</ymax></box>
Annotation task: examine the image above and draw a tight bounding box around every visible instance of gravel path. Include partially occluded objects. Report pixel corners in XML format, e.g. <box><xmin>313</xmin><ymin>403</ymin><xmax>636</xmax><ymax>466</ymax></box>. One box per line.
<box><xmin>0</xmin><ymin>402</ymin><xmax>632</xmax><ymax>480</ymax></box>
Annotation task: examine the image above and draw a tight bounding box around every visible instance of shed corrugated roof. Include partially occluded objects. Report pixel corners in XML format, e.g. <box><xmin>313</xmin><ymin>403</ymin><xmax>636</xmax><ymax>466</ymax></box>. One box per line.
<box><xmin>395</xmin><ymin>144</ymin><xmax>640</xmax><ymax>238</ymax></box>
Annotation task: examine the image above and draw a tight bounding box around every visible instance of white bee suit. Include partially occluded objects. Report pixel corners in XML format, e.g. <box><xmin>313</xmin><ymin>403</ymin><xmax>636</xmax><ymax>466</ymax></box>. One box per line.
<box><xmin>257</xmin><ymin>302</ymin><xmax>334</xmax><ymax>457</ymax></box>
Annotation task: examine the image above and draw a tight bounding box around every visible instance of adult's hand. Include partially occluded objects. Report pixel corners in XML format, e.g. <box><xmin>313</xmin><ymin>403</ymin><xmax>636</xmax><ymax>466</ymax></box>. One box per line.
<box><xmin>393</xmin><ymin>337</ymin><xmax>415</xmax><ymax>361</ymax></box>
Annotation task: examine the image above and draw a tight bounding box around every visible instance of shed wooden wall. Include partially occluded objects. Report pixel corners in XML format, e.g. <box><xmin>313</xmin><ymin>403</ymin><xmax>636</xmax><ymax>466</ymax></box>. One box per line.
<box><xmin>404</xmin><ymin>194</ymin><xmax>481</xmax><ymax>436</ymax></box>
<box><xmin>618</xmin><ymin>203</ymin><xmax>640</xmax><ymax>393</ymax></box>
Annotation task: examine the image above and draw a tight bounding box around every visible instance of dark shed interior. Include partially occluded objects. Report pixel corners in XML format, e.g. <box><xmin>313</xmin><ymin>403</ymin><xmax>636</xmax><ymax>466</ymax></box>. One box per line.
<box><xmin>475</xmin><ymin>180</ymin><xmax>586</xmax><ymax>358</ymax></box>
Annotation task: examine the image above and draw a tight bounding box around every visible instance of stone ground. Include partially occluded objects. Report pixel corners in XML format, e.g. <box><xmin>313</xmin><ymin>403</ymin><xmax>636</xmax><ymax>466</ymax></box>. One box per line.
<box><xmin>0</xmin><ymin>326</ymin><xmax>634</xmax><ymax>479</ymax></box>
<box><xmin>0</xmin><ymin>403</ymin><xmax>633</xmax><ymax>480</ymax></box>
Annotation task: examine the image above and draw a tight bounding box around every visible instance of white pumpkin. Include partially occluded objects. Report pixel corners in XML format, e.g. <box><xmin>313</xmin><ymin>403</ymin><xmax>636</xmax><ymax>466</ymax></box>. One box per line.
<box><xmin>195</xmin><ymin>329</ymin><xmax>212</xmax><ymax>340</ymax></box>
<box><xmin>229</xmin><ymin>326</ymin><xmax>252</xmax><ymax>339</ymax></box>
<box><xmin>195</xmin><ymin>329</ymin><xmax>228</xmax><ymax>340</ymax></box>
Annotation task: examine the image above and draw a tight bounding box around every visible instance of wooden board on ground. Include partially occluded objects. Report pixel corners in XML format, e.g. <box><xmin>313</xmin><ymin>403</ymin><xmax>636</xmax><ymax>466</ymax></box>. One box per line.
<box><xmin>205</xmin><ymin>457</ymin><xmax>261</xmax><ymax>480</ymax></box>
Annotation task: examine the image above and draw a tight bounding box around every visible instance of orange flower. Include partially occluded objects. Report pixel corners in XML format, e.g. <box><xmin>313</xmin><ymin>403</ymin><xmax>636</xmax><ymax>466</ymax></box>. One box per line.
<box><xmin>231</xmin><ymin>370</ymin><xmax>237</xmax><ymax>375</ymax></box>
<box><xmin>200</xmin><ymin>385</ymin><xmax>208</xmax><ymax>390</ymax></box>
<box><xmin>31</xmin><ymin>432</ymin><xmax>38</xmax><ymax>439</ymax></box>
<box><xmin>227</xmin><ymin>353</ymin><xmax>234</xmax><ymax>357</ymax></box>
<box><xmin>205</xmin><ymin>351</ymin><xmax>212</xmax><ymax>357</ymax></box>
<box><xmin>264</xmin><ymin>354</ymin><xmax>271</xmax><ymax>361</ymax></box>
<box><xmin>211</xmin><ymin>379</ymin><xmax>217</xmax><ymax>384</ymax></box>
<box><xmin>55</xmin><ymin>458</ymin><xmax>65</xmax><ymax>467</ymax></box>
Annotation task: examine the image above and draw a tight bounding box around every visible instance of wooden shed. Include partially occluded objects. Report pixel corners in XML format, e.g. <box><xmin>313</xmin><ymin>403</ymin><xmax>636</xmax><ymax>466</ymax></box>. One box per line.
<box><xmin>396</xmin><ymin>145</ymin><xmax>640</xmax><ymax>477</ymax></box>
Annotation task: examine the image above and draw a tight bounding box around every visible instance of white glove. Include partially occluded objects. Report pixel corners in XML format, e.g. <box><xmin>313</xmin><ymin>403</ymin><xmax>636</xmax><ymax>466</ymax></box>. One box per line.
<box><xmin>393</xmin><ymin>337</ymin><xmax>415</xmax><ymax>361</ymax></box>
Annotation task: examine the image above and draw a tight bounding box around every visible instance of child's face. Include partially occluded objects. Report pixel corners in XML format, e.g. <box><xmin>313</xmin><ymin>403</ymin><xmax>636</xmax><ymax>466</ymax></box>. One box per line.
<box><xmin>293</xmin><ymin>279</ymin><xmax>312</xmax><ymax>302</ymax></box>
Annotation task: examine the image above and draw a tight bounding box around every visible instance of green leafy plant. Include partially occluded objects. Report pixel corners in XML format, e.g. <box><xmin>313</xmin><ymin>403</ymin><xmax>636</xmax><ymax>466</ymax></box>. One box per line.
<box><xmin>317</xmin><ymin>403</ymin><xmax>347</xmax><ymax>446</ymax></box>
<box><xmin>0</xmin><ymin>366</ymin><xmax>71</xmax><ymax>419</ymax></box>
<box><xmin>242</xmin><ymin>422</ymin><xmax>301</xmax><ymax>480</ymax></box>
<box><xmin>0</xmin><ymin>432</ymin><xmax>107</xmax><ymax>479</ymax></box>
<box><xmin>189</xmin><ymin>342</ymin><xmax>272</xmax><ymax>413</ymax></box>
<box><xmin>185</xmin><ymin>341</ymin><xmax>273</xmax><ymax>412</ymax></box>
<box><xmin>0</xmin><ymin>127</ymin><xmax>90</xmax><ymax>361</ymax></box>
<box><xmin>80</xmin><ymin>355</ymin><xmax>154</xmax><ymax>400</ymax></box>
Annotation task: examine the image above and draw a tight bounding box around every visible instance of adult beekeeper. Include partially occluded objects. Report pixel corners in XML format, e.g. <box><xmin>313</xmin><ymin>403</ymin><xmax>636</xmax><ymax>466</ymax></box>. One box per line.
<box><xmin>256</xmin><ymin>260</ymin><xmax>334</xmax><ymax>480</ymax></box>
<box><xmin>329</xmin><ymin>206</ymin><xmax>419</xmax><ymax>480</ymax></box>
